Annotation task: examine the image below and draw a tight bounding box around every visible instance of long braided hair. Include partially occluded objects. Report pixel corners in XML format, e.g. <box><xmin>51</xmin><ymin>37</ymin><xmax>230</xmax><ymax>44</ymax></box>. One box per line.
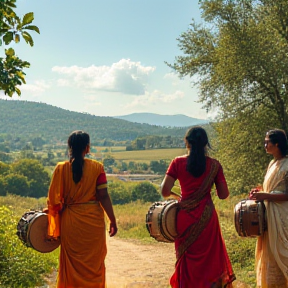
<box><xmin>68</xmin><ymin>130</ymin><xmax>90</xmax><ymax>183</ymax></box>
<box><xmin>185</xmin><ymin>126</ymin><xmax>210</xmax><ymax>177</ymax></box>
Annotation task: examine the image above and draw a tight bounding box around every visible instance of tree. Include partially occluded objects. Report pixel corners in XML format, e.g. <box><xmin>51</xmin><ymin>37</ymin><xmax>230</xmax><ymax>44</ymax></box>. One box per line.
<box><xmin>4</xmin><ymin>173</ymin><xmax>30</xmax><ymax>196</ymax></box>
<box><xmin>109</xmin><ymin>181</ymin><xmax>132</xmax><ymax>204</ymax></box>
<box><xmin>0</xmin><ymin>176</ymin><xmax>6</xmax><ymax>196</ymax></box>
<box><xmin>1</xmin><ymin>0</ymin><xmax>40</xmax><ymax>96</ymax></box>
<box><xmin>131</xmin><ymin>182</ymin><xmax>161</xmax><ymax>203</ymax></box>
<box><xmin>210</xmin><ymin>106</ymin><xmax>280</xmax><ymax>195</ymax></box>
<box><xmin>168</xmin><ymin>0</ymin><xmax>288</xmax><ymax>132</ymax></box>
<box><xmin>12</xmin><ymin>159</ymin><xmax>50</xmax><ymax>197</ymax></box>
<box><xmin>150</xmin><ymin>160</ymin><xmax>169</xmax><ymax>175</ymax></box>
<box><xmin>167</xmin><ymin>0</ymin><xmax>288</xmax><ymax>194</ymax></box>
<box><xmin>0</xmin><ymin>161</ymin><xmax>10</xmax><ymax>176</ymax></box>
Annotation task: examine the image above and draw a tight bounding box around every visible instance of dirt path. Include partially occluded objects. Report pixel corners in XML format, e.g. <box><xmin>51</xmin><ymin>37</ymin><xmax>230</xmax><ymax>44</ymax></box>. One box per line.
<box><xmin>45</xmin><ymin>237</ymin><xmax>250</xmax><ymax>288</ymax></box>
<box><xmin>105</xmin><ymin>238</ymin><xmax>175</xmax><ymax>288</ymax></box>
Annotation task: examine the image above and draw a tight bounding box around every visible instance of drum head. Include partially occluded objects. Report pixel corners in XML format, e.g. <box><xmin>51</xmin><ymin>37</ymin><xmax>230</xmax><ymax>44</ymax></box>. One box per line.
<box><xmin>28</xmin><ymin>213</ymin><xmax>60</xmax><ymax>253</ymax></box>
<box><xmin>161</xmin><ymin>201</ymin><xmax>178</xmax><ymax>242</ymax></box>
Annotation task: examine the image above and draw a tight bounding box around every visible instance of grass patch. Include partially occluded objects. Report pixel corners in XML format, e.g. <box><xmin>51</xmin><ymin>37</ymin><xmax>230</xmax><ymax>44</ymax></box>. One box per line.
<box><xmin>109</xmin><ymin>148</ymin><xmax>186</xmax><ymax>162</ymax></box>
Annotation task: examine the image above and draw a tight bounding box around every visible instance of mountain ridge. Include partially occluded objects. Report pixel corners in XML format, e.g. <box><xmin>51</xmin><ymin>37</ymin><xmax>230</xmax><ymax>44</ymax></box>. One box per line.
<box><xmin>113</xmin><ymin>112</ymin><xmax>209</xmax><ymax>127</ymax></box>
<box><xmin>0</xmin><ymin>100</ymin><xmax>192</xmax><ymax>144</ymax></box>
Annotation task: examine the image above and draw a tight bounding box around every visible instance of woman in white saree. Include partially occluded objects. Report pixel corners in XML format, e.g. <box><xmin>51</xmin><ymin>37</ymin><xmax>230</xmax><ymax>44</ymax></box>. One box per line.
<box><xmin>250</xmin><ymin>129</ymin><xmax>288</xmax><ymax>288</ymax></box>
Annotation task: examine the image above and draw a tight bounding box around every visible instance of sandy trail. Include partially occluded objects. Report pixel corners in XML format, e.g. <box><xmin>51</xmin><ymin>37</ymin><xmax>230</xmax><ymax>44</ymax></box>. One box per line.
<box><xmin>105</xmin><ymin>238</ymin><xmax>175</xmax><ymax>288</ymax></box>
<box><xmin>45</xmin><ymin>237</ymin><xmax>175</xmax><ymax>288</ymax></box>
<box><xmin>45</xmin><ymin>237</ymin><xmax>251</xmax><ymax>288</ymax></box>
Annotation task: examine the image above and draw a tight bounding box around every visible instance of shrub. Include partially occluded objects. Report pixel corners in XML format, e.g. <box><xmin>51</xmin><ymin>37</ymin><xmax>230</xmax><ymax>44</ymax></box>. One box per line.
<box><xmin>109</xmin><ymin>181</ymin><xmax>132</xmax><ymax>204</ymax></box>
<box><xmin>0</xmin><ymin>206</ymin><xmax>58</xmax><ymax>287</ymax></box>
<box><xmin>131</xmin><ymin>182</ymin><xmax>161</xmax><ymax>203</ymax></box>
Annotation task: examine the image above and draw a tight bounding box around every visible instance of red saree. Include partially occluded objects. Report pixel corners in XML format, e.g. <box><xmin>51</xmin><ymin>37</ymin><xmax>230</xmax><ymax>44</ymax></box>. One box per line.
<box><xmin>167</xmin><ymin>156</ymin><xmax>235</xmax><ymax>288</ymax></box>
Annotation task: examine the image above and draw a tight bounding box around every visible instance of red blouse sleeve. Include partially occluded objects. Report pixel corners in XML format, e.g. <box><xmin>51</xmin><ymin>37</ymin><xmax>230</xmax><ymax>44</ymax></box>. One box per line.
<box><xmin>96</xmin><ymin>167</ymin><xmax>107</xmax><ymax>190</ymax></box>
<box><xmin>214</xmin><ymin>163</ymin><xmax>227</xmax><ymax>184</ymax></box>
<box><xmin>166</xmin><ymin>159</ymin><xmax>178</xmax><ymax>180</ymax></box>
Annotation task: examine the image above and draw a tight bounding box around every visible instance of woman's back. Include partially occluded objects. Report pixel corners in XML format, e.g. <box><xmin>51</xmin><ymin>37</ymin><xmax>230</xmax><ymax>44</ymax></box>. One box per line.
<box><xmin>58</xmin><ymin>158</ymin><xmax>105</xmax><ymax>204</ymax></box>
<box><xmin>167</xmin><ymin>156</ymin><xmax>221</xmax><ymax>201</ymax></box>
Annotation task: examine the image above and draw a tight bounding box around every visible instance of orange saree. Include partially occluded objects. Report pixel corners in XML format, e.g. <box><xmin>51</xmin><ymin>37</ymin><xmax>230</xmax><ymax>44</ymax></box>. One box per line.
<box><xmin>47</xmin><ymin>159</ymin><xmax>108</xmax><ymax>288</ymax></box>
<box><xmin>167</xmin><ymin>156</ymin><xmax>235</xmax><ymax>288</ymax></box>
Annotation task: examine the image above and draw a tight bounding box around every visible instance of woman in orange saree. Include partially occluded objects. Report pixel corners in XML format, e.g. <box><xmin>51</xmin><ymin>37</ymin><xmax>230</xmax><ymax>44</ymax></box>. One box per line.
<box><xmin>161</xmin><ymin>126</ymin><xmax>235</xmax><ymax>288</ymax></box>
<box><xmin>249</xmin><ymin>129</ymin><xmax>288</xmax><ymax>288</ymax></box>
<box><xmin>47</xmin><ymin>130</ymin><xmax>117</xmax><ymax>288</ymax></box>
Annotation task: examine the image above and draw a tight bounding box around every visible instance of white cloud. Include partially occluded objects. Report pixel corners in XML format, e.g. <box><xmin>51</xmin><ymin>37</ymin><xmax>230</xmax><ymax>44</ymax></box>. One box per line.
<box><xmin>52</xmin><ymin>59</ymin><xmax>155</xmax><ymax>95</ymax></box>
<box><xmin>125</xmin><ymin>90</ymin><xmax>184</xmax><ymax>108</ymax></box>
<box><xmin>20</xmin><ymin>80</ymin><xmax>50</xmax><ymax>96</ymax></box>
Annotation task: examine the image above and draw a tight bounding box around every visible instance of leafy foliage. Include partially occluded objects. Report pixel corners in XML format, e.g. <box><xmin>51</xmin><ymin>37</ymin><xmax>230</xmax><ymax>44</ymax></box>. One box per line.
<box><xmin>109</xmin><ymin>181</ymin><xmax>132</xmax><ymax>204</ymax></box>
<box><xmin>0</xmin><ymin>0</ymin><xmax>40</xmax><ymax>96</ymax></box>
<box><xmin>131</xmin><ymin>182</ymin><xmax>161</xmax><ymax>202</ymax></box>
<box><xmin>0</xmin><ymin>159</ymin><xmax>50</xmax><ymax>198</ymax></box>
<box><xmin>169</xmin><ymin>0</ymin><xmax>288</xmax><ymax>131</ymax></box>
<box><xmin>210</xmin><ymin>106</ymin><xmax>280</xmax><ymax>195</ymax></box>
<box><xmin>168</xmin><ymin>0</ymin><xmax>288</xmax><ymax>195</ymax></box>
<box><xmin>0</xmin><ymin>205</ymin><xmax>57</xmax><ymax>288</ymax></box>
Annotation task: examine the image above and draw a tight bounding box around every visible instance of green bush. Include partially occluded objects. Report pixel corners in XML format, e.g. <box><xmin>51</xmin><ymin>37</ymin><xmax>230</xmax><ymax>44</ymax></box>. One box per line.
<box><xmin>109</xmin><ymin>181</ymin><xmax>132</xmax><ymax>204</ymax></box>
<box><xmin>0</xmin><ymin>205</ymin><xmax>58</xmax><ymax>288</ymax></box>
<box><xmin>131</xmin><ymin>182</ymin><xmax>161</xmax><ymax>202</ymax></box>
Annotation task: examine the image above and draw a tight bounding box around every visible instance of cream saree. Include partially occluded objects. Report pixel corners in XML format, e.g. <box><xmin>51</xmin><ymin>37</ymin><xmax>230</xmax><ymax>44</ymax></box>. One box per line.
<box><xmin>256</xmin><ymin>157</ymin><xmax>288</xmax><ymax>288</ymax></box>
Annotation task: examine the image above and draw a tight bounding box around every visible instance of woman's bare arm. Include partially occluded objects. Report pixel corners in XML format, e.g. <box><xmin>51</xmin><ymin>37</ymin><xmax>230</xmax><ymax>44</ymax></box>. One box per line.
<box><xmin>160</xmin><ymin>175</ymin><xmax>176</xmax><ymax>198</ymax></box>
<box><xmin>97</xmin><ymin>188</ymin><xmax>118</xmax><ymax>236</ymax></box>
<box><xmin>250</xmin><ymin>192</ymin><xmax>288</xmax><ymax>201</ymax></box>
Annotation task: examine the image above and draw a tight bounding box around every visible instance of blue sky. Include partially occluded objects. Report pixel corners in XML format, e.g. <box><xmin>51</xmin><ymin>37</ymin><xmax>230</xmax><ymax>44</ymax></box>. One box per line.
<box><xmin>1</xmin><ymin>0</ymin><xmax>211</xmax><ymax>119</ymax></box>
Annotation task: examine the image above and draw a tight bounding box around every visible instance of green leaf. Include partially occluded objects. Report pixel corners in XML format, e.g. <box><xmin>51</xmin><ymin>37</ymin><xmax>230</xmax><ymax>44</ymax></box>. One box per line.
<box><xmin>23</xmin><ymin>25</ymin><xmax>40</xmax><ymax>34</ymax></box>
<box><xmin>16</xmin><ymin>71</ymin><xmax>26</xmax><ymax>82</ymax></box>
<box><xmin>15</xmin><ymin>87</ymin><xmax>21</xmax><ymax>96</ymax></box>
<box><xmin>21</xmin><ymin>31</ymin><xmax>34</xmax><ymax>46</ymax></box>
<box><xmin>0</xmin><ymin>23</ymin><xmax>11</xmax><ymax>31</ymax></box>
<box><xmin>22</xmin><ymin>12</ymin><xmax>34</xmax><ymax>26</ymax></box>
<box><xmin>15</xmin><ymin>34</ymin><xmax>20</xmax><ymax>43</ymax></box>
<box><xmin>3</xmin><ymin>31</ymin><xmax>13</xmax><ymax>45</ymax></box>
<box><xmin>5</xmin><ymin>48</ymin><xmax>15</xmax><ymax>56</ymax></box>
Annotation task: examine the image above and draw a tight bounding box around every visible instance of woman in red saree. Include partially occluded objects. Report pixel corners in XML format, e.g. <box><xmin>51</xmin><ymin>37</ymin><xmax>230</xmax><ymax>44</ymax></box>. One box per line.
<box><xmin>47</xmin><ymin>130</ymin><xmax>117</xmax><ymax>288</ymax></box>
<box><xmin>161</xmin><ymin>126</ymin><xmax>235</xmax><ymax>288</ymax></box>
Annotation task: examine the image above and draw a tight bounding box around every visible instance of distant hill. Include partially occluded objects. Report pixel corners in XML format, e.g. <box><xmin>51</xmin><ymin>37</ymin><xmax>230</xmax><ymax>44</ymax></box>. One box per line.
<box><xmin>0</xmin><ymin>100</ymin><xmax>192</xmax><ymax>144</ymax></box>
<box><xmin>113</xmin><ymin>113</ymin><xmax>209</xmax><ymax>127</ymax></box>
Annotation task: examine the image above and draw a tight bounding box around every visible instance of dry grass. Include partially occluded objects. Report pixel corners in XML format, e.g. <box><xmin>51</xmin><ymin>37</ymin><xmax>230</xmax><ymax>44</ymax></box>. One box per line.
<box><xmin>109</xmin><ymin>148</ymin><xmax>186</xmax><ymax>162</ymax></box>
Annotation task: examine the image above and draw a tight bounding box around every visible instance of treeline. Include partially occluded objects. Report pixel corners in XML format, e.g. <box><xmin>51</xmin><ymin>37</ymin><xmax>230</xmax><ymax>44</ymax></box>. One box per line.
<box><xmin>103</xmin><ymin>155</ymin><xmax>169</xmax><ymax>174</ymax></box>
<box><xmin>0</xmin><ymin>157</ymin><xmax>163</xmax><ymax>204</ymax></box>
<box><xmin>126</xmin><ymin>135</ymin><xmax>184</xmax><ymax>150</ymax></box>
<box><xmin>0</xmin><ymin>99</ymin><xmax>188</xmax><ymax>145</ymax></box>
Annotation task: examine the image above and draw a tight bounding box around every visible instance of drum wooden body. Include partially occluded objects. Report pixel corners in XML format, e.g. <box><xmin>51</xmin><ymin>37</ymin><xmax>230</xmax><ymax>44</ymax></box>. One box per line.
<box><xmin>146</xmin><ymin>200</ymin><xmax>178</xmax><ymax>243</ymax></box>
<box><xmin>16</xmin><ymin>211</ymin><xmax>60</xmax><ymax>253</ymax></box>
<box><xmin>234</xmin><ymin>199</ymin><xmax>266</xmax><ymax>237</ymax></box>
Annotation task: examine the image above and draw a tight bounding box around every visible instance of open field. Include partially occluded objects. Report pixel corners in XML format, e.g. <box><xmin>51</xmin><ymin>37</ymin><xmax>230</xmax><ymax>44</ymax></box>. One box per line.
<box><xmin>103</xmin><ymin>148</ymin><xmax>186</xmax><ymax>162</ymax></box>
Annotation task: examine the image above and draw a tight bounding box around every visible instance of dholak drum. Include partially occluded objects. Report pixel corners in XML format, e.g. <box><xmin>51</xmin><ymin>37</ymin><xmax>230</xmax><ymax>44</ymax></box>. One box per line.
<box><xmin>16</xmin><ymin>211</ymin><xmax>60</xmax><ymax>253</ymax></box>
<box><xmin>234</xmin><ymin>199</ymin><xmax>267</xmax><ymax>237</ymax></box>
<box><xmin>146</xmin><ymin>200</ymin><xmax>178</xmax><ymax>243</ymax></box>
